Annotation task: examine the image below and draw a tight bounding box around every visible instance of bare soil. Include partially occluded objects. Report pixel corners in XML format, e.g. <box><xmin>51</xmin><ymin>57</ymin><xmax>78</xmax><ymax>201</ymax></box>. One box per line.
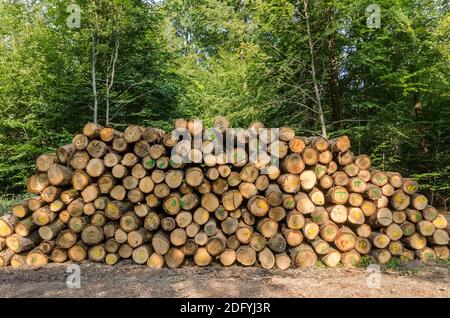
<box><xmin>0</xmin><ymin>260</ymin><xmax>448</xmax><ymax>298</ymax></box>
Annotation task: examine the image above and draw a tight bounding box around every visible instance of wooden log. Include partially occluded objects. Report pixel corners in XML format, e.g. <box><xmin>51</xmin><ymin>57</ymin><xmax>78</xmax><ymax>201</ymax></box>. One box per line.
<box><xmin>373</xmin><ymin>249</ymin><xmax>392</xmax><ymax>264</ymax></box>
<box><xmin>67</xmin><ymin>198</ymin><xmax>84</xmax><ymax>216</ymax></box>
<box><xmin>222</xmin><ymin>190</ymin><xmax>243</xmax><ymax>211</ymax></box>
<box><xmin>433</xmin><ymin>246</ymin><xmax>450</xmax><ymax>260</ymax></box>
<box><xmin>275</xmin><ymin>253</ymin><xmax>291</xmax><ymax>270</ymax></box>
<box><xmin>319</xmin><ymin>175</ymin><xmax>334</xmax><ymax>190</ymax></box>
<box><xmin>328</xmin><ymin>205</ymin><xmax>347</xmax><ymax>224</ymax></box>
<box><xmin>120</xmin><ymin>212</ymin><xmax>141</xmax><ymax>233</ymax></box>
<box><xmin>354</xmin><ymin>237</ymin><xmax>371</xmax><ymax>255</ymax></box>
<box><xmin>0</xmin><ymin>249</ymin><xmax>15</xmax><ymax>267</ymax></box>
<box><xmin>132</xmin><ymin>244</ymin><xmax>152</xmax><ymax>264</ymax></box>
<box><xmin>355</xmin><ymin>224</ymin><xmax>371</xmax><ymax>238</ymax></box>
<box><xmin>416</xmin><ymin>247</ymin><xmax>436</xmax><ymax>262</ymax></box>
<box><xmin>405</xmin><ymin>209</ymin><xmax>422</xmax><ymax>223</ymax></box>
<box><xmin>86</xmin><ymin>140</ymin><xmax>108</xmax><ymax>158</ymax></box>
<box><xmin>257</xmin><ymin>218</ymin><xmax>278</xmax><ymax>239</ymax></box>
<box><xmin>281</xmin><ymin>153</ymin><xmax>304</xmax><ymax>174</ymax></box>
<box><xmin>258</xmin><ymin>247</ymin><xmax>275</xmax><ymax>269</ymax></box>
<box><xmin>311</xmin><ymin>207</ymin><xmax>329</xmax><ymax>225</ymax></box>
<box><xmin>27</xmin><ymin>172</ymin><xmax>50</xmax><ymax>194</ymax></box>
<box><xmin>81</xmin><ymin>225</ymin><xmax>104</xmax><ymax>245</ymax></box>
<box><xmin>247</xmin><ymin>195</ymin><xmax>270</xmax><ymax>217</ymax></box>
<box><xmin>432</xmin><ymin>214</ymin><xmax>448</xmax><ymax>229</ymax></box>
<box><xmin>326</xmin><ymin>161</ymin><xmax>338</xmax><ymax>175</ymax></box>
<box><xmin>147</xmin><ymin>252</ymin><xmax>165</xmax><ymax>268</ymax></box>
<box><xmin>115</xmin><ymin>228</ymin><xmax>128</xmax><ymax>244</ymax></box>
<box><xmin>358</xmin><ymin>169</ymin><xmax>371</xmax><ymax>182</ymax></box>
<box><xmin>123</xmin><ymin>125</ymin><xmax>142</xmax><ymax>143</ymax></box>
<box><xmin>388</xmin><ymin>241</ymin><xmax>404</xmax><ymax>256</ymax></box>
<box><xmin>428</xmin><ymin>229</ymin><xmax>449</xmax><ymax>246</ymax></box>
<box><xmin>410</xmin><ymin>194</ymin><xmax>428</xmax><ymax>210</ymax></box>
<box><xmin>220</xmin><ymin>249</ymin><xmax>237</xmax><ymax>266</ymax></box>
<box><xmin>105</xmin><ymin>238</ymin><xmax>120</xmax><ymax>253</ymax></box>
<box><xmin>170</xmin><ymin>228</ymin><xmax>187</xmax><ymax>247</ymax></box>
<box><xmin>58</xmin><ymin>210</ymin><xmax>71</xmax><ymax>223</ymax></box>
<box><xmin>365</xmin><ymin>184</ymin><xmax>382</xmax><ymax>201</ymax></box>
<box><xmin>368</xmin><ymin>207</ymin><xmax>393</xmax><ymax>227</ymax></box>
<box><xmin>105</xmin><ymin>200</ymin><xmax>132</xmax><ymax>220</ymax></box>
<box><xmin>348</xmin><ymin>193</ymin><xmax>363</xmax><ymax>207</ymax></box>
<box><xmin>338</xmin><ymin>151</ymin><xmax>353</xmax><ymax>165</ymax></box>
<box><xmin>416</xmin><ymin>220</ymin><xmax>436</xmax><ymax>237</ymax></box>
<box><xmin>154</xmin><ymin>183</ymin><xmax>170</xmax><ymax>199</ymax></box>
<box><xmin>80</xmin><ymin>184</ymin><xmax>100</xmax><ymax>203</ymax></box>
<box><xmin>392</xmin><ymin>211</ymin><xmax>407</xmax><ymax>224</ymax></box>
<box><xmin>12</xmin><ymin>201</ymin><xmax>31</xmax><ymax>218</ymax></box>
<box><xmin>83</xmin><ymin>122</ymin><xmax>103</xmax><ymax>138</ymax></box>
<box><xmin>236</xmin><ymin>245</ymin><xmax>257</xmax><ymax>266</ymax></box>
<box><xmin>295</xmin><ymin>192</ymin><xmax>315</xmax><ymax>214</ymax></box>
<box><xmin>71</xmin><ymin>170</ymin><xmax>91</xmax><ymax>191</ymax></box>
<box><xmin>402</xmin><ymin>233</ymin><xmax>426</xmax><ymax>250</ymax></box>
<box><xmin>302</xmin><ymin>221</ymin><xmax>320</xmax><ymax>241</ymax></box>
<box><xmin>320</xmin><ymin>222</ymin><xmax>339</xmax><ymax>242</ymax></box>
<box><xmin>152</xmin><ymin>232</ymin><xmax>170</xmax><ymax>255</ymax></box>
<box><xmin>36</xmin><ymin>154</ymin><xmax>58</xmax><ymax>173</ymax></box>
<box><xmin>118</xmin><ymin>243</ymin><xmax>133</xmax><ymax>259</ymax></box>
<box><xmin>134</xmin><ymin>140</ymin><xmax>151</xmax><ymax>158</ymax></box>
<box><xmin>267</xmin><ymin>233</ymin><xmax>286</xmax><ymax>253</ymax></box>
<box><xmin>326</xmin><ymin>186</ymin><xmax>349</xmax><ymax>205</ymax></box>
<box><xmin>382</xmin><ymin>223</ymin><xmax>403</xmax><ymax>241</ymax></box>
<box><xmin>194</xmin><ymin>247</ymin><xmax>212</xmax><ymax>266</ymax></box>
<box><xmin>370</xmin><ymin>170</ymin><xmax>388</xmax><ymax>187</ymax></box>
<box><xmin>33</xmin><ymin>206</ymin><xmax>56</xmax><ymax>226</ymax></box>
<box><xmin>348</xmin><ymin>207</ymin><xmax>365</xmax><ymax>225</ymax></box>
<box><xmin>6</xmin><ymin>232</ymin><xmax>41</xmax><ymax>253</ymax></box>
<box><xmin>105</xmin><ymin>253</ymin><xmax>121</xmax><ymax>266</ymax></box>
<box><xmin>100</xmin><ymin>127</ymin><xmax>122</xmax><ymax>142</ymax></box>
<box><xmin>104</xmin><ymin>222</ymin><xmax>119</xmax><ymax>239</ymax></box>
<box><xmin>422</xmin><ymin>206</ymin><xmax>438</xmax><ymax>221</ymax></box>
<box><xmin>313</xmin><ymin>164</ymin><xmax>327</xmax><ymax>179</ymax></box>
<box><xmin>334</xmin><ymin>227</ymin><xmax>356</xmax><ymax>252</ymax></box>
<box><xmin>28</xmin><ymin>196</ymin><xmax>46</xmax><ymax>211</ymax></box>
<box><xmin>73</xmin><ymin>133</ymin><xmax>89</xmax><ymax>150</ymax></box>
<box><xmin>68</xmin><ymin>216</ymin><xmax>89</xmax><ymax>234</ymax></box>
<box><xmin>181</xmin><ymin>239</ymin><xmax>197</xmax><ymax>256</ymax></box>
<box><xmin>47</xmin><ymin>164</ymin><xmax>73</xmax><ymax>186</ymax></box>
<box><xmin>88</xmin><ymin>244</ymin><xmax>106</xmax><ymax>262</ymax></box>
<box><xmin>15</xmin><ymin>217</ymin><xmax>37</xmax><ymax>237</ymax></box>
<box><xmin>321</xmin><ymin>248</ymin><xmax>342</xmax><ymax>267</ymax></box>
<box><xmin>50</xmin><ymin>248</ymin><xmax>68</xmax><ymax>263</ymax></box>
<box><xmin>10</xmin><ymin>254</ymin><xmax>26</xmax><ymax>268</ymax></box>
<box><xmin>292</xmin><ymin>244</ymin><xmax>317</xmax><ymax>267</ymax></box>
<box><xmin>288</xmin><ymin>137</ymin><xmax>306</xmax><ymax>153</ymax></box>
<box><xmin>165</xmin><ymin>247</ymin><xmax>185</xmax><ymax>268</ymax></box>
<box><xmin>402</xmin><ymin>178</ymin><xmax>418</xmax><ymax>195</ymax></box>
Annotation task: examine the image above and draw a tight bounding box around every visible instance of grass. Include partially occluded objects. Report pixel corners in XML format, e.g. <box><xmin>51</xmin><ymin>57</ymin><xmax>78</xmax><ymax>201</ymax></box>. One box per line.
<box><xmin>357</xmin><ymin>255</ymin><xmax>376</xmax><ymax>268</ymax></box>
<box><xmin>0</xmin><ymin>192</ymin><xmax>31</xmax><ymax>216</ymax></box>
<box><xmin>385</xmin><ymin>257</ymin><xmax>404</xmax><ymax>270</ymax></box>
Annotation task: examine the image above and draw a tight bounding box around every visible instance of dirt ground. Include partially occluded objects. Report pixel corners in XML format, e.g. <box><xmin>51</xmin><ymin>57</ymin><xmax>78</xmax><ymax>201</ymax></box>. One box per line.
<box><xmin>0</xmin><ymin>260</ymin><xmax>448</xmax><ymax>298</ymax></box>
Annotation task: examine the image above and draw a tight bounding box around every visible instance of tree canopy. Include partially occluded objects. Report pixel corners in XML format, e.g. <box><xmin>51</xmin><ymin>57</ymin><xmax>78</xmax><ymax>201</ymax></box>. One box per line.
<box><xmin>0</xmin><ymin>0</ymin><xmax>448</xmax><ymax>206</ymax></box>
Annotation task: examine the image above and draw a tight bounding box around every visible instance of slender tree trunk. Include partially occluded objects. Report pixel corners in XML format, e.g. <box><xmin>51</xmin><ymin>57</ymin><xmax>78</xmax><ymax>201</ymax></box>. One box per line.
<box><xmin>106</xmin><ymin>25</ymin><xmax>120</xmax><ymax>126</ymax></box>
<box><xmin>325</xmin><ymin>5</ymin><xmax>342</xmax><ymax>130</ymax></box>
<box><xmin>91</xmin><ymin>33</ymin><xmax>98</xmax><ymax>124</ymax></box>
<box><xmin>303</xmin><ymin>0</ymin><xmax>327</xmax><ymax>138</ymax></box>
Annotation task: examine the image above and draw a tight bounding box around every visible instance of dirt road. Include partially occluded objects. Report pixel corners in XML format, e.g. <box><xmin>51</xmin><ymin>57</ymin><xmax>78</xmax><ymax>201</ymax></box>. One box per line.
<box><xmin>0</xmin><ymin>260</ymin><xmax>448</xmax><ymax>298</ymax></box>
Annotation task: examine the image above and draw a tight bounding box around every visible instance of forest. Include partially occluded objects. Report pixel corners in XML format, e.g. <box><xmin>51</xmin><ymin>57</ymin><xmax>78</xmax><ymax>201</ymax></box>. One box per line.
<box><xmin>0</xmin><ymin>0</ymin><xmax>449</xmax><ymax>208</ymax></box>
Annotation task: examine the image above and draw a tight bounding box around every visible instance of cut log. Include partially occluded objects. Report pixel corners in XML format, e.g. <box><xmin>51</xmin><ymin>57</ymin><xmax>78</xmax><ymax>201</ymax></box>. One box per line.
<box><xmin>47</xmin><ymin>164</ymin><xmax>73</xmax><ymax>186</ymax></box>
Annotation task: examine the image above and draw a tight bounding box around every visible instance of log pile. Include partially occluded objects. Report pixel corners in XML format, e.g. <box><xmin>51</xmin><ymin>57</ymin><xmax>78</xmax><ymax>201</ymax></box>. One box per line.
<box><xmin>0</xmin><ymin>119</ymin><xmax>449</xmax><ymax>269</ymax></box>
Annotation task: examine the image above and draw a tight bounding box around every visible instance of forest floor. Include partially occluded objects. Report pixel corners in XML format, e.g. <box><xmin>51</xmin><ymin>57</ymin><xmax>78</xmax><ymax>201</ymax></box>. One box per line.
<box><xmin>0</xmin><ymin>259</ymin><xmax>449</xmax><ymax>298</ymax></box>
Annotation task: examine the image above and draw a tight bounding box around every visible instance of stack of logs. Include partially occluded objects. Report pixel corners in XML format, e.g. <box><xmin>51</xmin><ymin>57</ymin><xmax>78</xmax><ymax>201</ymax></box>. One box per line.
<box><xmin>0</xmin><ymin>119</ymin><xmax>448</xmax><ymax>269</ymax></box>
